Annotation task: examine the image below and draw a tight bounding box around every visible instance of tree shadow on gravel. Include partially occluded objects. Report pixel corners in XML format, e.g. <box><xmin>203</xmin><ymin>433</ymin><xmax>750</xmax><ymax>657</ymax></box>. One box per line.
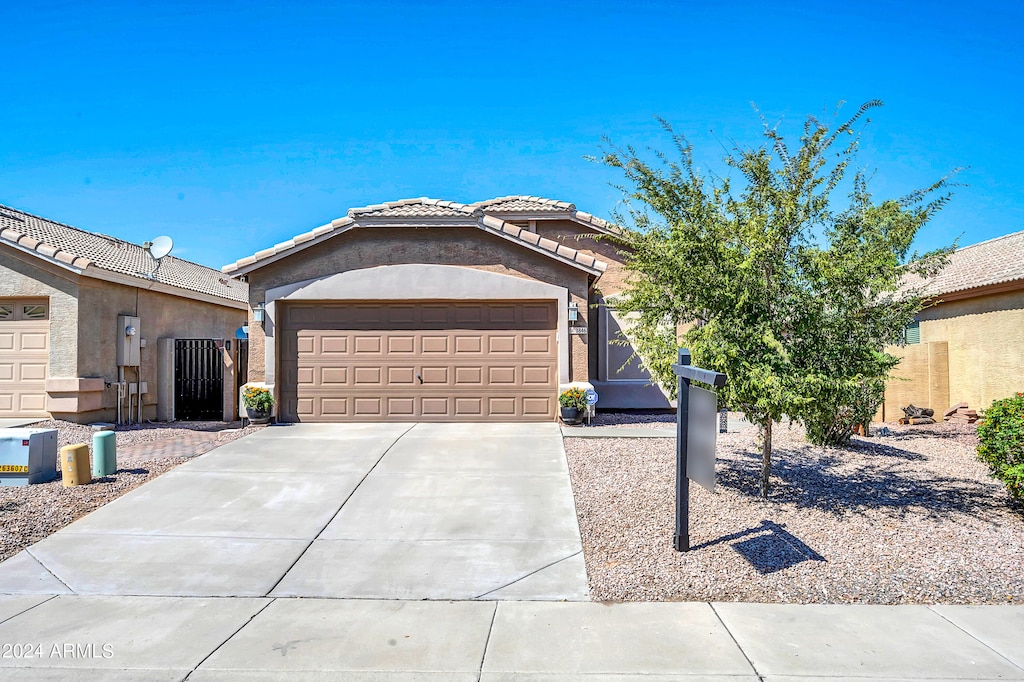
<box><xmin>693</xmin><ymin>520</ymin><xmax>827</xmax><ymax>574</ymax></box>
<box><xmin>716</xmin><ymin>446</ymin><xmax>1006</xmax><ymax>519</ymax></box>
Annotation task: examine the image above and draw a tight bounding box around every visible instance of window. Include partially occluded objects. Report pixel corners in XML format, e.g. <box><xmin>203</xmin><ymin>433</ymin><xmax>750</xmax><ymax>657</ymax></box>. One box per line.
<box><xmin>22</xmin><ymin>304</ymin><xmax>47</xmax><ymax>320</ymax></box>
<box><xmin>904</xmin><ymin>320</ymin><xmax>921</xmax><ymax>345</ymax></box>
<box><xmin>0</xmin><ymin>301</ymin><xmax>48</xmax><ymax>321</ymax></box>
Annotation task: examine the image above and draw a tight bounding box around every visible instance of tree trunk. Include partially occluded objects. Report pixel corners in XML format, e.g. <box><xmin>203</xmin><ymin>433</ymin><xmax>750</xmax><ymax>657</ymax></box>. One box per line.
<box><xmin>759</xmin><ymin>420</ymin><xmax>772</xmax><ymax>498</ymax></box>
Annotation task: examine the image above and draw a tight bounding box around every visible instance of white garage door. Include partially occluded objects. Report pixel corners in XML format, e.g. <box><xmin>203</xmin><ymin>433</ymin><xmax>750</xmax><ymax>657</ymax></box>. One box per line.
<box><xmin>0</xmin><ymin>300</ymin><xmax>49</xmax><ymax>418</ymax></box>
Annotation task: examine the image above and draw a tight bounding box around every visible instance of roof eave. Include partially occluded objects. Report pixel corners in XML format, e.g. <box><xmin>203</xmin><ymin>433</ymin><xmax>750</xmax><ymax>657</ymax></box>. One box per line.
<box><xmin>925</xmin><ymin>277</ymin><xmax>1024</xmax><ymax>304</ymax></box>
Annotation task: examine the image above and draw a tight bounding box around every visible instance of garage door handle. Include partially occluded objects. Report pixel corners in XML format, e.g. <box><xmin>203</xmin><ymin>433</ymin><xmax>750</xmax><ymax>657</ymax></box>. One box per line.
<box><xmin>416</xmin><ymin>372</ymin><xmax>423</xmax><ymax>384</ymax></box>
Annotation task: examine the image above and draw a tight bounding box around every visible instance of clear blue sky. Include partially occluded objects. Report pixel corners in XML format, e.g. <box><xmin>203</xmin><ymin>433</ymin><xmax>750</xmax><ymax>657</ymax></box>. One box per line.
<box><xmin>2</xmin><ymin>0</ymin><xmax>1021</xmax><ymax>269</ymax></box>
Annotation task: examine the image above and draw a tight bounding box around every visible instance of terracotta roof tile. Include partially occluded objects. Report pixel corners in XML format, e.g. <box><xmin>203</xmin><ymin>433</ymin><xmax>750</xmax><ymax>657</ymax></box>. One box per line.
<box><xmin>0</xmin><ymin>203</ymin><xmax>247</xmax><ymax>303</ymax></box>
<box><xmin>907</xmin><ymin>229</ymin><xmax>1024</xmax><ymax>297</ymax></box>
<box><xmin>471</xmin><ymin>195</ymin><xmax>576</xmax><ymax>213</ymax></box>
<box><xmin>349</xmin><ymin>198</ymin><xmax>478</xmax><ymax>219</ymax></box>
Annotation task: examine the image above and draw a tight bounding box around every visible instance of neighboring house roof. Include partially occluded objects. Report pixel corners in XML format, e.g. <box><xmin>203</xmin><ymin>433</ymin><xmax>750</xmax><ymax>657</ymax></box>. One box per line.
<box><xmin>908</xmin><ymin>229</ymin><xmax>1024</xmax><ymax>300</ymax></box>
<box><xmin>0</xmin><ymin>203</ymin><xmax>248</xmax><ymax>306</ymax></box>
<box><xmin>222</xmin><ymin>197</ymin><xmax>609</xmax><ymax>277</ymax></box>
<box><xmin>470</xmin><ymin>195</ymin><xmax>620</xmax><ymax>234</ymax></box>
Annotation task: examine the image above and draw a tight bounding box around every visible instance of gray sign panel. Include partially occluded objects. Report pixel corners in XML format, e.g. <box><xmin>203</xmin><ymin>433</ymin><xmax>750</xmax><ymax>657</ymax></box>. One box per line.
<box><xmin>687</xmin><ymin>385</ymin><xmax>718</xmax><ymax>492</ymax></box>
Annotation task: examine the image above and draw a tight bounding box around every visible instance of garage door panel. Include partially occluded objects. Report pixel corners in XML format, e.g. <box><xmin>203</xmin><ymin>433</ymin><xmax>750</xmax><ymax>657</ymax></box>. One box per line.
<box><xmin>321</xmin><ymin>367</ymin><xmax>347</xmax><ymax>385</ymax></box>
<box><xmin>353</xmin><ymin>367</ymin><xmax>382</xmax><ymax>385</ymax></box>
<box><xmin>20</xmin><ymin>333</ymin><xmax>48</xmax><ymax>351</ymax></box>
<box><xmin>420</xmin><ymin>366</ymin><xmax>448</xmax><ymax>384</ymax></box>
<box><xmin>488</xmin><ymin>336</ymin><xmax>516</xmax><ymax>353</ymax></box>
<box><xmin>320</xmin><ymin>336</ymin><xmax>348</xmax><ymax>354</ymax></box>
<box><xmin>523</xmin><ymin>366</ymin><xmax>553</xmax><ymax>385</ymax></box>
<box><xmin>423</xmin><ymin>336</ymin><xmax>449</xmax><ymax>353</ymax></box>
<box><xmin>523</xmin><ymin>397</ymin><xmax>554</xmax><ymax>416</ymax></box>
<box><xmin>353</xmin><ymin>398</ymin><xmax>383</xmax><ymax>416</ymax></box>
<box><xmin>388</xmin><ymin>336</ymin><xmax>415</xmax><ymax>353</ymax></box>
<box><xmin>387</xmin><ymin>367</ymin><xmax>416</xmax><ymax>385</ymax></box>
<box><xmin>454</xmin><ymin>336</ymin><xmax>483</xmax><ymax>353</ymax></box>
<box><xmin>281</xmin><ymin>301</ymin><xmax>557</xmax><ymax>422</ymax></box>
<box><xmin>20</xmin><ymin>363</ymin><xmax>47</xmax><ymax>381</ymax></box>
<box><xmin>0</xmin><ymin>312</ymin><xmax>49</xmax><ymax>418</ymax></box>
<box><xmin>387</xmin><ymin>397</ymin><xmax>415</xmax><ymax>416</ymax></box>
<box><xmin>354</xmin><ymin>336</ymin><xmax>382</xmax><ymax>354</ymax></box>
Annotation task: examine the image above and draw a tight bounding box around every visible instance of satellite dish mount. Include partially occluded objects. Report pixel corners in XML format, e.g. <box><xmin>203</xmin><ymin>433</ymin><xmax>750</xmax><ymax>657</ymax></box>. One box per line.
<box><xmin>143</xmin><ymin>235</ymin><xmax>174</xmax><ymax>279</ymax></box>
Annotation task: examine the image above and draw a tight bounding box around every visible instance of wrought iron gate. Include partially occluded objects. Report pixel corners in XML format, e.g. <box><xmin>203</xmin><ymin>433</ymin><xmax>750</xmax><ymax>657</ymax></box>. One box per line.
<box><xmin>174</xmin><ymin>339</ymin><xmax>223</xmax><ymax>421</ymax></box>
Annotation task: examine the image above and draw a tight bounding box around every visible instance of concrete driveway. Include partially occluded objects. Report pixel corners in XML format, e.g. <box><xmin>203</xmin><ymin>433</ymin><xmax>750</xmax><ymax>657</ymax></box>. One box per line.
<box><xmin>0</xmin><ymin>422</ymin><xmax>588</xmax><ymax>600</ymax></box>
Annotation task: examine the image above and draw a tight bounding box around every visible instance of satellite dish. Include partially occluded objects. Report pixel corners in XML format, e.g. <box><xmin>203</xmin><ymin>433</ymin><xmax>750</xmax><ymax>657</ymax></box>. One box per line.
<box><xmin>147</xmin><ymin>236</ymin><xmax>174</xmax><ymax>260</ymax></box>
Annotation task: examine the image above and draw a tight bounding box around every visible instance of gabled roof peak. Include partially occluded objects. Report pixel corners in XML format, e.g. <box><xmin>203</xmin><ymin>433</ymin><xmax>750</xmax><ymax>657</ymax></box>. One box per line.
<box><xmin>222</xmin><ymin>196</ymin><xmax>609</xmax><ymax>277</ymax></box>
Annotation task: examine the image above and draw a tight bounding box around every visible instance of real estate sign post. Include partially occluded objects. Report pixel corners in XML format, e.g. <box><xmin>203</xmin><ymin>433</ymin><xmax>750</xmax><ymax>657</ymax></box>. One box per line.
<box><xmin>673</xmin><ymin>348</ymin><xmax>727</xmax><ymax>552</ymax></box>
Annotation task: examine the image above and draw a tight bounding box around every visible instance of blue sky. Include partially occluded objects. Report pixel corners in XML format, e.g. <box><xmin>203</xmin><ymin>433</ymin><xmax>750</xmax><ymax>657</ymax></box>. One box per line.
<box><xmin>2</xmin><ymin>1</ymin><xmax>1021</xmax><ymax>269</ymax></box>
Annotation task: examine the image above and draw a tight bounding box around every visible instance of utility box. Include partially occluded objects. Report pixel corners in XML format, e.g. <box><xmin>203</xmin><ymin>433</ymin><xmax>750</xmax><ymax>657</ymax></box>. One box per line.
<box><xmin>61</xmin><ymin>444</ymin><xmax>91</xmax><ymax>487</ymax></box>
<box><xmin>117</xmin><ymin>315</ymin><xmax>141</xmax><ymax>366</ymax></box>
<box><xmin>0</xmin><ymin>429</ymin><xmax>58</xmax><ymax>486</ymax></box>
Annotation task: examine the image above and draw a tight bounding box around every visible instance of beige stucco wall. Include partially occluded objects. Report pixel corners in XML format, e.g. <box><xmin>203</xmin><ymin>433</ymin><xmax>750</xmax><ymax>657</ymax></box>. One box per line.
<box><xmin>881</xmin><ymin>287</ymin><xmax>1024</xmax><ymax>419</ymax></box>
<box><xmin>245</xmin><ymin>227</ymin><xmax>593</xmax><ymax>383</ymax></box>
<box><xmin>0</xmin><ymin>248</ymin><xmax>80</xmax><ymax>377</ymax></box>
<box><xmin>75</xmin><ymin>279</ymin><xmax>246</xmax><ymax>422</ymax></box>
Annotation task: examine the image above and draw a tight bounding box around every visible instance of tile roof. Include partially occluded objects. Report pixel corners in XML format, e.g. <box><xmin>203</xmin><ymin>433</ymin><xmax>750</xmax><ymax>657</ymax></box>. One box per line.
<box><xmin>349</xmin><ymin>198</ymin><xmax>477</xmax><ymax>218</ymax></box>
<box><xmin>471</xmin><ymin>196</ymin><xmax>577</xmax><ymax>213</ymax></box>
<box><xmin>908</xmin><ymin>229</ymin><xmax>1024</xmax><ymax>298</ymax></box>
<box><xmin>222</xmin><ymin>197</ymin><xmax>609</xmax><ymax>277</ymax></box>
<box><xmin>0</xmin><ymin>204</ymin><xmax>248</xmax><ymax>304</ymax></box>
<box><xmin>471</xmin><ymin>195</ymin><xmax>619</xmax><ymax>234</ymax></box>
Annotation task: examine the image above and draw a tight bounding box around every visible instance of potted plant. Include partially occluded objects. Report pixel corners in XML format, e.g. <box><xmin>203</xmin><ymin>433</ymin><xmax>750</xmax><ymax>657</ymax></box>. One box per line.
<box><xmin>558</xmin><ymin>387</ymin><xmax>588</xmax><ymax>425</ymax></box>
<box><xmin>242</xmin><ymin>385</ymin><xmax>274</xmax><ymax>424</ymax></box>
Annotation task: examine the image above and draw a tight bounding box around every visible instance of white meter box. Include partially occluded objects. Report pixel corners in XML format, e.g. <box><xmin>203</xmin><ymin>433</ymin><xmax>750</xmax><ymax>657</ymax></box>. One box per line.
<box><xmin>0</xmin><ymin>429</ymin><xmax>58</xmax><ymax>486</ymax></box>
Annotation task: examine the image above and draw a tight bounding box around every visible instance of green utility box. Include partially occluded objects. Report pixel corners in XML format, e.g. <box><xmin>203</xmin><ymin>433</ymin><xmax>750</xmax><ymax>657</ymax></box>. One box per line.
<box><xmin>92</xmin><ymin>431</ymin><xmax>116</xmax><ymax>477</ymax></box>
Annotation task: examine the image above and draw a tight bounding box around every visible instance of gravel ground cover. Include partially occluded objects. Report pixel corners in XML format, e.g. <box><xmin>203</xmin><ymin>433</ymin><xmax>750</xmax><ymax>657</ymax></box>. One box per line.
<box><xmin>566</xmin><ymin>418</ymin><xmax>1024</xmax><ymax>604</ymax></box>
<box><xmin>0</xmin><ymin>420</ymin><xmax>259</xmax><ymax>562</ymax></box>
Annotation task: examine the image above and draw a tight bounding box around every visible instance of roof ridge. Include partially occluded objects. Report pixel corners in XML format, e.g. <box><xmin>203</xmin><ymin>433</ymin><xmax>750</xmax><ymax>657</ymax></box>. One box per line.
<box><xmin>949</xmin><ymin>228</ymin><xmax>1024</xmax><ymax>253</ymax></box>
<box><xmin>470</xmin><ymin>195</ymin><xmax>577</xmax><ymax>211</ymax></box>
<box><xmin>348</xmin><ymin>197</ymin><xmax>480</xmax><ymax>217</ymax></box>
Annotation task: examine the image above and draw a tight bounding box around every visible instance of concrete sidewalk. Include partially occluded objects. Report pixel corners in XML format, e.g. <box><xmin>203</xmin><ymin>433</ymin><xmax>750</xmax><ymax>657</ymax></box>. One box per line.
<box><xmin>0</xmin><ymin>596</ymin><xmax>1020</xmax><ymax>680</ymax></box>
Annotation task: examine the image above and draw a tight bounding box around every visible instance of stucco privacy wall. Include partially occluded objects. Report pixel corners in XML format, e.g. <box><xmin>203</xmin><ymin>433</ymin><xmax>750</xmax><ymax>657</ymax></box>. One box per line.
<box><xmin>0</xmin><ymin>249</ymin><xmax>79</xmax><ymax>378</ymax></box>
<box><xmin>245</xmin><ymin>227</ymin><xmax>592</xmax><ymax>383</ymax></box>
<box><xmin>265</xmin><ymin>264</ymin><xmax>571</xmax><ymax>387</ymax></box>
<box><xmin>74</xmin><ymin>279</ymin><xmax>245</xmax><ymax>422</ymax></box>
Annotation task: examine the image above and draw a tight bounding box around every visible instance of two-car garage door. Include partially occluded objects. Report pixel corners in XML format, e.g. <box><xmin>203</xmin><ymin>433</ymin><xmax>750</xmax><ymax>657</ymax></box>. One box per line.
<box><xmin>279</xmin><ymin>301</ymin><xmax>558</xmax><ymax>422</ymax></box>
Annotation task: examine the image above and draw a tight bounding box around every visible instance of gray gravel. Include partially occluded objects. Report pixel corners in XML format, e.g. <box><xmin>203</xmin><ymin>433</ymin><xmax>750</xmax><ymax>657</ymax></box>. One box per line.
<box><xmin>0</xmin><ymin>420</ymin><xmax>259</xmax><ymax>562</ymax></box>
<box><xmin>565</xmin><ymin>418</ymin><xmax>1024</xmax><ymax>604</ymax></box>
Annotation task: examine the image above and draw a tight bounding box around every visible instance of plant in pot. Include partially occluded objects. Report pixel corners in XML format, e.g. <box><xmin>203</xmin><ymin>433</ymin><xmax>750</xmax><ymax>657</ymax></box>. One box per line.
<box><xmin>242</xmin><ymin>386</ymin><xmax>274</xmax><ymax>424</ymax></box>
<box><xmin>558</xmin><ymin>387</ymin><xmax>588</xmax><ymax>425</ymax></box>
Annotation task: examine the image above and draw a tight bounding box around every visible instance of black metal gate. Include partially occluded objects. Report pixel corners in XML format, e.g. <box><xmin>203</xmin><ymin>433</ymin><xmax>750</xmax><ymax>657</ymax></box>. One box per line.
<box><xmin>175</xmin><ymin>339</ymin><xmax>223</xmax><ymax>421</ymax></box>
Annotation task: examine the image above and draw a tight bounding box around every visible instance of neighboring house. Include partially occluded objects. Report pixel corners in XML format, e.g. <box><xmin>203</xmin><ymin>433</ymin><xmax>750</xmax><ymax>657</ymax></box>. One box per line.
<box><xmin>880</xmin><ymin>229</ymin><xmax>1024</xmax><ymax>420</ymax></box>
<box><xmin>222</xmin><ymin>196</ymin><xmax>669</xmax><ymax>423</ymax></box>
<box><xmin>0</xmin><ymin>204</ymin><xmax>248</xmax><ymax>423</ymax></box>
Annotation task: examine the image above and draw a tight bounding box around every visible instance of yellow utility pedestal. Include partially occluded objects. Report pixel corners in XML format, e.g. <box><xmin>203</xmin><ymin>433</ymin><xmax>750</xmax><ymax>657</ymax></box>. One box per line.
<box><xmin>60</xmin><ymin>444</ymin><xmax>91</xmax><ymax>487</ymax></box>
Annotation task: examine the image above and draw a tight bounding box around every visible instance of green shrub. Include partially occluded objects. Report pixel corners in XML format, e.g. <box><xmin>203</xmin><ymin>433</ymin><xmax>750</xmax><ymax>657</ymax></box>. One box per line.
<box><xmin>977</xmin><ymin>392</ymin><xmax>1024</xmax><ymax>503</ymax></box>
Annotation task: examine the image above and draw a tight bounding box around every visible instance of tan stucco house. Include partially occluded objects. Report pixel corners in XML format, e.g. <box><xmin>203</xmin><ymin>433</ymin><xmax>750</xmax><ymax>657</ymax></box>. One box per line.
<box><xmin>880</xmin><ymin>229</ymin><xmax>1024</xmax><ymax>420</ymax></box>
<box><xmin>223</xmin><ymin>196</ymin><xmax>668</xmax><ymax>422</ymax></box>
<box><xmin>1</xmin><ymin>204</ymin><xmax>248</xmax><ymax>423</ymax></box>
